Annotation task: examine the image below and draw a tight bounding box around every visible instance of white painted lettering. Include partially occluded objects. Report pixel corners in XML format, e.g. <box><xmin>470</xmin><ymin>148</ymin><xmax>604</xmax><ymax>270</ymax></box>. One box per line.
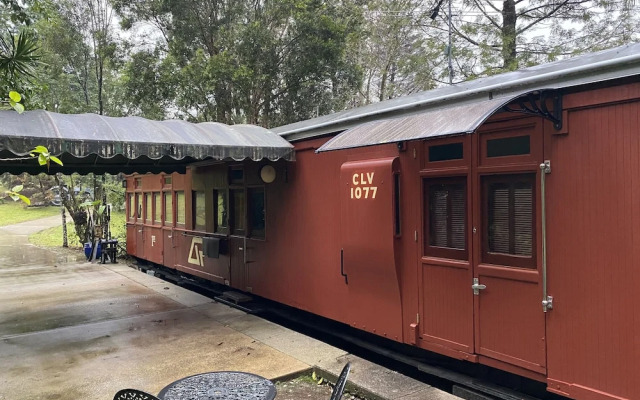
<box><xmin>349</xmin><ymin>170</ymin><xmax>378</xmax><ymax>200</ymax></box>
<box><xmin>366</xmin><ymin>172</ymin><xmax>374</xmax><ymax>184</ymax></box>
<box><xmin>188</xmin><ymin>237</ymin><xmax>204</xmax><ymax>267</ymax></box>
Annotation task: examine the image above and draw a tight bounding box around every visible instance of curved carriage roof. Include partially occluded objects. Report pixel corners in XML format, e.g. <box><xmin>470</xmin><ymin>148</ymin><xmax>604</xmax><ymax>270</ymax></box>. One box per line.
<box><xmin>273</xmin><ymin>43</ymin><xmax>640</xmax><ymax>144</ymax></box>
<box><xmin>0</xmin><ymin>111</ymin><xmax>294</xmax><ymax>175</ymax></box>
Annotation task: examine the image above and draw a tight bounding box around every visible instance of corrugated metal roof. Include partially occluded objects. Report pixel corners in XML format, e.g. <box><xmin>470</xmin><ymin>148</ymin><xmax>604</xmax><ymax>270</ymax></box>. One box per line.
<box><xmin>0</xmin><ymin>110</ymin><xmax>294</xmax><ymax>175</ymax></box>
<box><xmin>274</xmin><ymin>43</ymin><xmax>640</xmax><ymax>141</ymax></box>
<box><xmin>316</xmin><ymin>92</ymin><xmax>529</xmax><ymax>152</ymax></box>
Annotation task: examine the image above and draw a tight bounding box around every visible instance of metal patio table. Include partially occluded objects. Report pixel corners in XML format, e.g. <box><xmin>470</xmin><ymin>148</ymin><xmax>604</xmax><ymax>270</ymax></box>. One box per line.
<box><xmin>157</xmin><ymin>371</ymin><xmax>276</xmax><ymax>400</ymax></box>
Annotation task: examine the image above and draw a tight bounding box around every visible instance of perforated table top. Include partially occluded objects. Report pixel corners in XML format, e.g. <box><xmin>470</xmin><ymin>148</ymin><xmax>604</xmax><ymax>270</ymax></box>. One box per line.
<box><xmin>157</xmin><ymin>371</ymin><xmax>276</xmax><ymax>400</ymax></box>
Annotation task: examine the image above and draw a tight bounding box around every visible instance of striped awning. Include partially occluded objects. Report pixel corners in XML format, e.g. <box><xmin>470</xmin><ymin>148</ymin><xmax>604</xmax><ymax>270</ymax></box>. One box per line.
<box><xmin>0</xmin><ymin>110</ymin><xmax>295</xmax><ymax>175</ymax></box>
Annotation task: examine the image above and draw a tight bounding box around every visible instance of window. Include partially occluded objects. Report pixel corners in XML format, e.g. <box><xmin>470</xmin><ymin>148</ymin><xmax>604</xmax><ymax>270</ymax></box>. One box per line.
<box><xmin>214</xmin><ymin>189</ymin><xmax>228</xmax><ymax>233</ymax></box>
<box><xmin>193</xmin><ymin>191</ymin><xmax>206</xmax><ymax>231</ymax></box>
<box><xmin>163</xmin><ymin>176</ymin><xmax>172</xmax><ymax>186</ymax></box>
<box><xmin>154</xmin><ymin>193</ymin><xmax>162</xmax><ymax>224</ymax></box>
<box><xmin>145</xmin><ymin>193</ymin><xmax>152</xmax><ymax>223</ymax></box>
<box><xmin>229</xmin><ymin>166</ymin><xmax>244</xmax><ymax>185</ymax></box>
<box><xmin>394</xmin><ymin>174</ymin><xmax>401</xmax><ymax>236</ymax></box>
<box><xmin>248</xmin><ymin>188</ymin><xmax>265</xmax><ymax>238</ymax></box>
<box><xmin>230</xmin><ymin>189</ymin><xmax>245</xmax><ymax>235</ymax></box>
<box><xmin>176</xmin><ymin>191</ymin><xmax>185</xmax><ymax>225</ymax></box>
<box><xmin>136</xmin><ymin>193</ymin><xmax>142</xmax><ymax>220</ymax></box>
<box><xmin>128</xmin><ymin>194</ymin><xmax>134</xmax><ymax>221</ymax></box>
<box><xmin>424</xmin><ymin>178</ymin><xmax>467</xmax><ymax>259</ymax></box>
<box><xmin>135</xmin><ymin>178</ymin><xmax>142</xmax><ymax>188</ymax></box>
<box><xmin>164</xmin><ymin>192</ymin><xmax>173</xmax><ymax>225</ymax></box>
<box><xmin>429</xmin><ymin>143</ymin><xmax>464</xmax><ymax>162</ymax></box>
<box><xmin>487</xmin><ymin>135</ymin><xmax>530</xmax><ymax>158</ymax></box>
<box><xmin>483</xmin><ymin>174</ymin><xmax>535</xmax><ymax>268</ymax></box>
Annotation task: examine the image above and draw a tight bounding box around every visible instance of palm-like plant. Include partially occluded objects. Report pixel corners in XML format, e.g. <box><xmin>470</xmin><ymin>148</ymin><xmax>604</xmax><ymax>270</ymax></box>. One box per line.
<box><xmin>0</xmin><ymin>31</ymin><xmax>40</xmax><ymax>113</ymax></box>
<box><xmin>0</xmin><ymin>31</ymin><xmax>40</xmax><ymax>82</ymax></box>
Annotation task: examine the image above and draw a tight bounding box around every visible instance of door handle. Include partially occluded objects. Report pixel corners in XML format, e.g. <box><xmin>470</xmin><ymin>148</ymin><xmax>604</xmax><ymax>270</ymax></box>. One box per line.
<box><xmin>340</xmin><ymin>249</ymin><xmax>348</xmax><ymax>284</ymax></box>
<box><xmin>472</xmin><ymin>278</ymin><xmax>486</xmax><ymax>295</ymax></box>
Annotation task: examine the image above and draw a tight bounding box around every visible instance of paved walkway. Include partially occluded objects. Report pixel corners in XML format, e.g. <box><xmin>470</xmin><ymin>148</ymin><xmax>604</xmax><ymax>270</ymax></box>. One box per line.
<box><xmin>0</xmin><ymin>217</ymin><xmax>459</xmax><ymax>400</ymax></box>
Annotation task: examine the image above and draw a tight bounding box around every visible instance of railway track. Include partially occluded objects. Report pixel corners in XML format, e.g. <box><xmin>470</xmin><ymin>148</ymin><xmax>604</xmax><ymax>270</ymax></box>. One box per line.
<box><xmin>137</xmin><ymin>262</ymin><xmax>568</xmax><ymax>400</ymax></box>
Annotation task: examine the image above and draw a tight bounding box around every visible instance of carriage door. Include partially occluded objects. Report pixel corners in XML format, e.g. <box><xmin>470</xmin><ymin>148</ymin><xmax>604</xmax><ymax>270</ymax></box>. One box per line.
<box><xmin>135</xmin><ymin>191</ymin><xmax>145</xmax><ymax>259</ymax></box>
<box><xmin>419</xmin><ymin>137</ymin><xmax>474</xmax><ymax>356</ymax></box>
<box><xmin>228</xmin><ymin>183</ymin><xmax>248</xmax><ymax>291</ymax></box>
<box><xmin>473</xmin><ymin>119</ymin><xmax>546</xmax><ymax>375</ymax></box>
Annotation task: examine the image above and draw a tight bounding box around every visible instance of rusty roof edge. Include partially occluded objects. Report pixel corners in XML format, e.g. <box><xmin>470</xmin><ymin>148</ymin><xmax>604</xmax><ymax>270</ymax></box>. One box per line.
<box><xmin>275</xmin><ymin>44</ymin><xmax>640</xmax><ymax>140</ymax></box>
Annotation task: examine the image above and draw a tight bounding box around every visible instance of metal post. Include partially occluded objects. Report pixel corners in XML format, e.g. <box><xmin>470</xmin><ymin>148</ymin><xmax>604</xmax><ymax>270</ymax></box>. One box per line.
<box><xmin>61</xmin><ymin>203</ymin><xmax>68</xmax><ymax>248</ymax></box>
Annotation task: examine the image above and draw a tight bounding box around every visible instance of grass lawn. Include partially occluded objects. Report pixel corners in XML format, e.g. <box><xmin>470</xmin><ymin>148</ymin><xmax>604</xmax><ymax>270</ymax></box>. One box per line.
<box><xmin>29</xmin><ymin>211</ymin><xmax>127</xmax><ymax>249</ymax></box>
<box><xmin>0</xmin><ymin>202</ymin><xmax>61</xmax><ymax>226</ymax></box>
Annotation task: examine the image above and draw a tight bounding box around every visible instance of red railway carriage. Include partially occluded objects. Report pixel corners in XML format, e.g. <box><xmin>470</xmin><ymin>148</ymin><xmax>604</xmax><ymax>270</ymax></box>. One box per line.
<box><xmin>126</xmin><ymin>44</ymin><xmax>640</xmax><ymax>400</ymax></box>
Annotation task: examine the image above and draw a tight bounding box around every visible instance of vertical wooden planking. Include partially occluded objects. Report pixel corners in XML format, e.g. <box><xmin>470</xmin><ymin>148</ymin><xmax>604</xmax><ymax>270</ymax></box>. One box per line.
<box><xmin>546</xmin><ymin>97</ymin><xmax>640</xmax><ymax>399</ymax></box>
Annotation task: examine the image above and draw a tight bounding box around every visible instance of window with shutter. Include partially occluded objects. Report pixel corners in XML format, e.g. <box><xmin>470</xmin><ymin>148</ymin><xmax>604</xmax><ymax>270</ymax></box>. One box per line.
<box><xmin>483</xmin><ymin>174</ymin><xmax>535</xmax><ymax>268</ymax></box>
<box><xmin>424</xmin><ymin>178</ymin><xmax>467</xmax><ymax>260</ymax></box>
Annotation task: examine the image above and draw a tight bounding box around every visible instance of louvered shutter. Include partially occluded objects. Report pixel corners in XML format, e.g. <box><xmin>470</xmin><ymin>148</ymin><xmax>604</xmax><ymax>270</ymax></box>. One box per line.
<box><xmin>427</xmin><ymin>181</ymin><xmax>466</xmax><ymax>254</ymax></box>
<box><xmin>486</xmin><ymin>177</ymin><xmax>534</xmax><ymax>261</ymax></box>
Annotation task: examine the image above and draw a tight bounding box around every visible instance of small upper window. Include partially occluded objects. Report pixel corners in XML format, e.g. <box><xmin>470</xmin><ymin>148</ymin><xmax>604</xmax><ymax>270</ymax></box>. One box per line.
<box><xmin>163</xmin><ymin>176</ymin><xmax>172</xmax><ymax>186</ymax></box>
<box><xmin>429</xmin><ymin>143</ymin><xmax>463</xmax><ymax>162</ymax></box>
<box><xmin>487</xmin><ymin>135</ymin><xmax>530</xmax><ymax>158</ymax></box>
<box><xmin>229</xmin><ymin>166</ymin><xmax>244</xmax><ymax>185</ymax></box>
<box><xmin>135</xmin><ymin>178</ymin><xmax>142</xmax><ymax>189</ymax></box>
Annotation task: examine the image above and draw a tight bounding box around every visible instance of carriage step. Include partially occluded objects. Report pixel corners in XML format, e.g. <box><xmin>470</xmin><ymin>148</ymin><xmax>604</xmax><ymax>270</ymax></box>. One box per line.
<box><xmin>219</xmin><ymin>291</ymin><xmax>253</xmax><ymax>304</ymax></box>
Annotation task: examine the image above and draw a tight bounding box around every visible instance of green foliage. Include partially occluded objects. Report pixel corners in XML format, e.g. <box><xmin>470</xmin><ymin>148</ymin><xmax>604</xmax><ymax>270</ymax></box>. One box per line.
<box><xmin>5</xmin><ymin>184</ymin><xmax>30</xmax><ymax>205</ymax></box>
<box><xmin>427</xmin><ymin>0</ymin><xmax>640</xmax><ymax>78</ymax></box>
<box><xmin>30</xmin><ymin>145</ymin><xmax>63</xmax><ymax>171</ymax></box>
<box><xmin>113</xmin><ymin>0</ymin><xmax>362</xmax><ymax>126</ymax></box>
<box><xmin>0</xmin><ymin>202</ymin><xmax>59</xmax><ymax>226</ymax></box>
<box><xmin>0</xmin><ymin>31</ymin><xmax>40</xmax><ymax>81</ymax></box>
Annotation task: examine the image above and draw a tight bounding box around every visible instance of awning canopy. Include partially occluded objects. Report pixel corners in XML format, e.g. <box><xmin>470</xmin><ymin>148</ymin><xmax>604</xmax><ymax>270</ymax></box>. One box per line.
<box><xmin>316</xmin><ymin>90</ymin><xmax>560</xmax><ymax>153</ymax></box>
<box><xmin>0</xmin><ymin>110</ymin><xmax>295</xmax><ymax>175</ymax></box>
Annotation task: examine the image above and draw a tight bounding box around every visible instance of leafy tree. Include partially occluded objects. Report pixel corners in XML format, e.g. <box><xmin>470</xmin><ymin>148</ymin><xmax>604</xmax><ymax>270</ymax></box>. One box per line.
<box><xmin>427</xmin><ymin>0</ymin><xmax>640</xmax><ymax>78</ymax></box>
<box><xmin>348</xmin><ymin>0</ymin><xmax>441</xmax><ymax>104</ymax></box>
<box><xmin>113</xmin><ymin>0</ymin><xmax>363</xmax><ymax>125</ymax></box>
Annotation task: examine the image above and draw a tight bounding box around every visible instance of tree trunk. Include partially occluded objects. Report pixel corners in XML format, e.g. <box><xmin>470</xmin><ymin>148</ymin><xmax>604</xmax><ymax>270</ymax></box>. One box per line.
<box><xmin>55</xmin><ymin>175</ymin><xmax>90</xmax><ymax>244</ymax></box>
<box><xmin>501</xmin><ymin>0</ymin><xmax>517</xmax><ymax>70</ymax></box>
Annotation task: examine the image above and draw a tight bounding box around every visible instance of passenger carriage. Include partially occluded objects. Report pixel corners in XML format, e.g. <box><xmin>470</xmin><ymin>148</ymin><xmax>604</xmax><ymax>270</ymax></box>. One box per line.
<box><xmin>123</xmin><ymin>43</ymin><xmax>640</xmax><ymax>400</ymax></box>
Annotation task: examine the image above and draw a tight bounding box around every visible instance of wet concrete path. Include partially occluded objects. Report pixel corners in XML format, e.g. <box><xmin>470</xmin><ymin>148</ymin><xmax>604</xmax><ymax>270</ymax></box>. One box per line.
<box><xmin>0</xmin><ymin>217</ymin><xmax>308</xmax><ymax>400</ymax></box>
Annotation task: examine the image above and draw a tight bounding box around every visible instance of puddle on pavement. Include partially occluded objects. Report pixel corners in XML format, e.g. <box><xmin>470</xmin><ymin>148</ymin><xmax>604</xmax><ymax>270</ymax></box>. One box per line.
<box><xmin>0</xmin><ymin>230</ymin><xmax>86</xmax><ymax>269</ymax></box>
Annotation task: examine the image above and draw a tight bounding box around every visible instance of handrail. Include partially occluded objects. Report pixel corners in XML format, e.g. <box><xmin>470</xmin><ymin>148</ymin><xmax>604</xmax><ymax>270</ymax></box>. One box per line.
<box><xmin>540</xmin><ymin>162</ymin><xmax>553</xmax><ymax>312</ymax></box>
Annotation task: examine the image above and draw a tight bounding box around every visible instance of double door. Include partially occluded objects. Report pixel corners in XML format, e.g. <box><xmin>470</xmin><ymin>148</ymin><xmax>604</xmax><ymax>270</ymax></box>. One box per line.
<box><xmin>418</xmin><ymin>118</ymin><xmax>547</xmax><ymax>375</ymax></box>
